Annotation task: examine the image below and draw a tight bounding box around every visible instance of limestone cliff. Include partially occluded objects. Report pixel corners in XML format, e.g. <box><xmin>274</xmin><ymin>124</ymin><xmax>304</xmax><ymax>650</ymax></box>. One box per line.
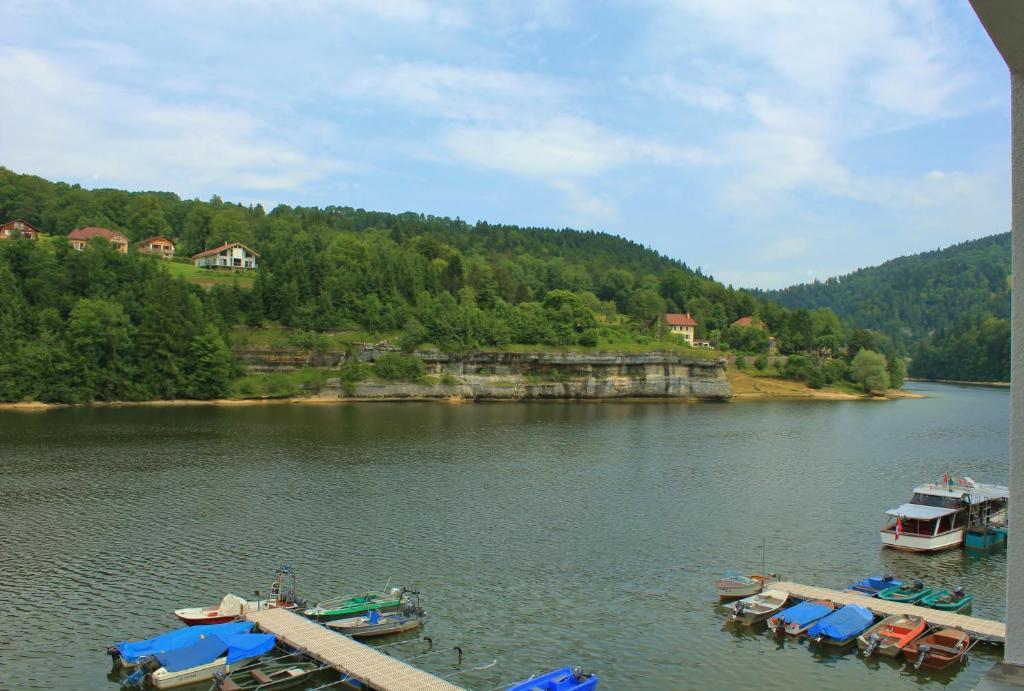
<box><xmin>235</xmin><ymin>347</ymin><xmax>732</xmax><ymax>401</ymax></box>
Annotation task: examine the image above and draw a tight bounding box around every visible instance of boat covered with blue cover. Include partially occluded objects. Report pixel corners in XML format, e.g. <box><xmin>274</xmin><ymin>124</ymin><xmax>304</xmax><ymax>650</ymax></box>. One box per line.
<box><xmin>807</xmin><ymin>605</ymin><xmax>875</xmax><ymax>646</ymax></box>
<box><xmin>847</xmin><ymin>575</ymin><xmax>902</xmax><ymax>596</ymax></box>
<box><xmin>111</xmin><ymin>621</ymin><xmax>255</xmax><ymax>667</ymax></box>
<box><xmin>767</xmin><ymin>600</ymin><xmax>834</xmax><ymax>634</ymax></box>
<box><xmin>155</xmin><ymin>632</ymin><xmax>275</xmax><ymax>672</ymax></box>
<box><xmin>507</xmin><ymin>666</ymin><xmax>598</xmax><ymax>691</ymax></box>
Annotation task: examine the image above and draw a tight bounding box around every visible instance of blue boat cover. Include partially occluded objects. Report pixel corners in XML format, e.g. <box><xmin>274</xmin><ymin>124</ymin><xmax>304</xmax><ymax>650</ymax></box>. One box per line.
<box><xmin>220</xmin><ymin>633</ymin><xmax>276</xmax><ymax>664</ymax></box>
<box><xmin>849</xmin><ymin>575</ymin><xmax>902</xmax><ymax>592</ymax></box>
<box><xmin>156</xmin><ymin>635</ymin><xmax>229</xmax><ymax>673</ymax></box>
<box><xmin>116</xmin><ymin>621</ymin><xmax>254</xmax><ymax>664</ymax></box>
<box><xmin>807</xmin><ymin>605</ymin><xmax>874</xmax><ymax>641</ymax></box>
<box><xmin>154</xmin><ymin>632</ymin><xmax>275</xmax><ymax>672</ymax></box>
<box><xmin>778</xmin><ymin>601</ymin><xmax>832</xmax><ymax>628</ymax></box>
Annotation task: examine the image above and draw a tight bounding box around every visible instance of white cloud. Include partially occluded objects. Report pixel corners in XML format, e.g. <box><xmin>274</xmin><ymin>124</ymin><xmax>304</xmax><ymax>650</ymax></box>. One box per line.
<box><xmin>0</xmin><ymin>48</ymin><xmax>338</xmax><ymax>194</ymax></box>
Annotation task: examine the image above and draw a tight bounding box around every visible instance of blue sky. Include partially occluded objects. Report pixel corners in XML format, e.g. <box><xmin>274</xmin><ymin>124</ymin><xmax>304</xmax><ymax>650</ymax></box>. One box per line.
<box><xmin>0</xmin><ymin>1</ymin><xmax>1012</xmax><ymax>288</ymax></box>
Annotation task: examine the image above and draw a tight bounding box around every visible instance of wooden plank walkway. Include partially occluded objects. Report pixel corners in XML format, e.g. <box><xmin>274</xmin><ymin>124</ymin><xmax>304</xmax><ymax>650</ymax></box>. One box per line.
<box><xmin>247</xmin><ymin>608</ymin><xmax>465</xmax><ymax>691</ymax></box>
<box><xmin>772</xmin><ymin>581</ymin><xmax>1006</xmax><ymax>643</ymax></box>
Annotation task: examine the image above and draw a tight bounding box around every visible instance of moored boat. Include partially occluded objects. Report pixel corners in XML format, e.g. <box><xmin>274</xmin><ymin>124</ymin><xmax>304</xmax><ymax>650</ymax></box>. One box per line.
<box><xmin>902</xmin><ymin>628</ymin><xmax>970</xmax><ymax>670</ymax></box>
<box><xmin>138</xmin><ymin>631</ymin><xmax>277</xmax><ymax>689</ymax></box>
<box><xmin>921</xmin><ymin>586</ymin><xmax>973</xmax><ymax>613</ymax></box>
<box><xmin>766</xmin><ymin>599</ymin><xmax>834</xmax><ymax>635</ymax></box>
<box><xmin>807</xmin><ymin>605</ymin><xmax>875</xmax><ymax>647</ymax></box>
<box><xmin>856</xmin><ymin>614</ymin><xmax>926</xmax><ymax>657</ymax></box>
<box><xmin>173</xmin><ymin>566</ymin><xmax>303</xmax><ymax>626</ymax></box>
<box><xmin>715</xmin><ymin>571</ymin><xmax>779</xmax><ymax>600</ymax></box>
<box><xmin>507</xmin><ymin>666</ymin><xmax>598</xmax><ymax>691</ymax></box>
<box><xmin>326</xmin><ymin>609</ymin><xmax>424</xmax><ymax>639</ymax></box>
<box><xmin>109</xmin><ymin>621</ymin><xmax>255</xmax><ymax>670</ymax></box>
<box><xmin>729</xmin><ymin>589</ymin><xmax>789</xmax><ymax>626</ymax></box>
<box><xmin>847</xmin><ymin>574</ymin><xmax>902</xmax><ymax>596</ymax></box>
<box><xmin>880</xmin><ymin>474</ymin><xmax>1008</xmax><ymax>552</ymax></box>
<box><xmin>212</xmin><ymin>660</ymin><xmax>323</xmax><ymax>690</ymax></box>
<box><xmin>877</xmin><ymin>580</ymin><xmax>932</xmax><ymax>604</ymax></box>
<box><xmin>303</xmin><ymin>586</ymin><xmax>406</xmax><ymax>623</ymax></box>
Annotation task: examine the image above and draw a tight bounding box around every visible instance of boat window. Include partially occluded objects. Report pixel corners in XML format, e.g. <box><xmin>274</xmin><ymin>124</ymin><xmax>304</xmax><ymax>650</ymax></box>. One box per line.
<box><xmin>911</xmin><ymin>493</ymin><xmax>960</xmax><ymax>509</ymax></box>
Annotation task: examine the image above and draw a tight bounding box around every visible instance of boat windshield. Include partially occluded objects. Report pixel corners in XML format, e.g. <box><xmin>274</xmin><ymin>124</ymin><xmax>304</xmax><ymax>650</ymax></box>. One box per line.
<box><xmin>911</xmin><ymin>493</ymin><xmax>961</xmax><ymax>509</ymax></box>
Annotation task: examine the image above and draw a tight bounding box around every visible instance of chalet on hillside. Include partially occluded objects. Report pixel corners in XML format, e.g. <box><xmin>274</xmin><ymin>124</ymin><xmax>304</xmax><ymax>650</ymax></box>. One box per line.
<box><xmin>68</xmin><ymin>227</ymin><xmax>129</xmax><ymax>253</ymax></box>
<box><xmin>664</xmin><ymin>313</ymin><xmax>697</xmax><ymax>343</ymax></box>
<box><xmin>0</xmin><ymin>219</ymin><xmax>40</xmax><ymax>240</ymax></box>
<box><xmin>139</xmin><ymin>235</ymin><xmax>175</xmax><ymax>258</ymax></box>
<box><xmin>192</xmin><ymin>242</ymin><xmax>259</xmax><ymax>270</ymax></box>
<box><xmin>731</xmin><ymin>316</ymin><xmax>767</xmax><ymax>329</ymax></box>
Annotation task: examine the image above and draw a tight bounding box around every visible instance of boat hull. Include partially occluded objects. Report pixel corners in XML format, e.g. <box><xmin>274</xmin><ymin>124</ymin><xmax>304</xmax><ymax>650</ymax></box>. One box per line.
<box><xmin>880</xmin><ymin>529</ymin><xmax>964</xmax><ymax>552</ymax></box>
<box><xmin>877</xmin><ymin>585</ymin><xmax>932</xmax><ymax>604</ymax></box>
<box><xmin>965</xmin><ymin>526</ymin><xmax>1007</xmax><ymax>551</ymax></box>
<box><xmin>174</xmin><ymin>602</ymin><xmax>298</xmax><ymax>626</ymax></box>
<box><xmin>903</xmin><ymin>629</ymin><xmax>970</xmax><ymax>670</ymax></box>
<box><xmin>856</xmin><ymin>615</ymin><xmax>926</xmax><ymax>658</ymax></box>
<box><xmin>327</xmin><ymin>614</ymin><xmax>423</xmax><ymax>638</ymax></box>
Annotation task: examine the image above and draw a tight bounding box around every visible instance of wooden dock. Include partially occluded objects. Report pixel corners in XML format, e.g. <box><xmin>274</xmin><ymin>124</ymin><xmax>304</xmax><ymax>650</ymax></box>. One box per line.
<box><xmin>772</xmin><ymin>581</ymin><xmax>1006</xmax><ymax>643</ymax></box>
<box><xmin>246</xmin><ymin>608</ymin><xmax>465</xmax><ymax>691</ymax></box>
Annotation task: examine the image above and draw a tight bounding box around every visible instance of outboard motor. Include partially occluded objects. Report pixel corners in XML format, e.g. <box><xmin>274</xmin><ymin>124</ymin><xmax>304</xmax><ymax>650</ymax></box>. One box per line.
<box><xmin>864</xmin><ymin>632</ymin><xmax>880</xmax><ymax>657</ymax></box>
<box><xmin>883</xmin><ymin>572</ymin><xmax>895</xmax><ymax>582</ymax></box>
<box><xmin>915</xmin><ymin>644</ymin><xmax>931</xmax><ymax>670</ymax></box>
<box><xmin>954</xmin><ymin>585</ymin><xmax>966</xmax><ymax>598</ymax></box>
<box><xmin>140</xmin><ymin>655</ymin><xmax>163</xmax><ymax>674</ymax></box>
<box><xmin>913</xmin><ymin>579</ymin><xmax>924</xmax><ymax>591</ymax></box>
<box><xmin>572</xmin><ymin>667</ymin><xmax>592</xmax><ymax>682</ymax></box>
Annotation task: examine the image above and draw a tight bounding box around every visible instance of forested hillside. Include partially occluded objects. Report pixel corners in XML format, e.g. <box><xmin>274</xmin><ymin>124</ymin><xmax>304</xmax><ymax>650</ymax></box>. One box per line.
<box><xmin>0</xmin><ymin>167</ymin><xmax>856</xmax><ymax>402</ymax></box>
<box><xmin>761</xmin><ymin>234</ymin><xmax>1011</xmax><ymax>381</ymax></box>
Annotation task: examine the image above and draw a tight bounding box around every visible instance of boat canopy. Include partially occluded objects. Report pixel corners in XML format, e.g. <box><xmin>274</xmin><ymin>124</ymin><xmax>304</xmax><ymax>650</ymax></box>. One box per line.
<box><xmin>154</xmin><ymin>632</ymin><xmax>275</xmax><ymax>672</ymax></box>
<box><xmin>778</xmin><ymin>601</ymin><xmax>831</xmax><ymax>628</ymax></box>
<box><xmin>886</xmin><ymin>503</ymin><xmax>958</xmax><ymax>520</ymax></box>
<box><xmin>115</xmin><ymin>621</ymin><xmax>254</xmax><ymax>664</ymax></box>
<box><xmin>913</xmin><ymin>481</ymin><xmax>1009</xmax><ymax>503</ymax></box>
<box><xmin>218</xmin><ymin>593</ymin><xmax>249</xmax><ymax>615</ymax></box>
<box><xmin>849</xmin><ymin>575</ymin><xmax>902</xmax><ymax>592</ymax></box>
<box><xmin>807</xmin><ymin>605</ymin><xmax>874</xmax><ymax>641</ymax></box>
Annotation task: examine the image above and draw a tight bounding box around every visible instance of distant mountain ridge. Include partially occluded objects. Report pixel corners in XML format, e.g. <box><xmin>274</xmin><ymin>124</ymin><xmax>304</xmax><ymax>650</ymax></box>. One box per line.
<box><xmin>759</xmin><ymin>233</ymin><xmax>1011</xmax><ymax>380</ymax></box>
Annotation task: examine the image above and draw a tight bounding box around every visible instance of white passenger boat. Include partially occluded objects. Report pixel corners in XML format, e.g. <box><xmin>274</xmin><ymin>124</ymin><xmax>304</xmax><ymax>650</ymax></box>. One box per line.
<box><xmin>880</xmin><ymin>474</ymin><xmax>1008</xmax><ymax>552</ymax></box>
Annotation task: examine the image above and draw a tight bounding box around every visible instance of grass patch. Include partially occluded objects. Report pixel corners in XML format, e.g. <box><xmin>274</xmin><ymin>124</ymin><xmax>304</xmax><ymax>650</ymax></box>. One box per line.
<box><xmin>166</xmin><ymin>261</ymin><xmax>255</xmax><ymax>289</ymax></box>
<box><xmin>228</xmin><ymin>368</ymin><xmax>331</xmax><ymax>398</ymax></box>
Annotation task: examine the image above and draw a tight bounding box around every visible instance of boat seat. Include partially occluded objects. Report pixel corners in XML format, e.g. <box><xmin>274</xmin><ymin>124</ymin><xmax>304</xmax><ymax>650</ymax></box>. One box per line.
<box><xmin>251</xmin><ymin>669</ymin><xmax>273</xmax><ymax>684</ymax></box>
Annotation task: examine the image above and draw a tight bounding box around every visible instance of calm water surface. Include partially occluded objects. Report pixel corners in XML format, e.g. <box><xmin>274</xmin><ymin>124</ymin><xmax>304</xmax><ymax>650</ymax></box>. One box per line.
<box><xmin>0</xmin><ymin>382</ymin><xmax>1010</xmax><ymax>690</ymax></box>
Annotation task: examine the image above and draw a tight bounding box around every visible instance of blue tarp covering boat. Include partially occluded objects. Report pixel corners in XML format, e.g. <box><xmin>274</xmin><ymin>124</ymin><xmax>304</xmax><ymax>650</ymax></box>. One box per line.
<box><xmin>807</xmin><ymin>605</ymin><xmax>874</xmax><ymax>644</ymax></box>
<box><xmin>777</xmin><ymin>601</ymin><xmax>832</xmax><ymax>629</ymax></box>
<box><xmin>155</xmin><ymin>632</ymin><xmax>275</xmax><ymax>672</ymax></box>
<box><xmin>848</xmin><ymin>575</ymin><xmax>902</xmax><ymax>596</ymax></box>
<box><xmin>115</xmin><ymin>621</ymin><xmax>254</xmax><ymax>664</ymax></box>
<box><xmin>507</xmin><ymin>666</ymin><xmax>599</xmax><ymax>691</ymax></box>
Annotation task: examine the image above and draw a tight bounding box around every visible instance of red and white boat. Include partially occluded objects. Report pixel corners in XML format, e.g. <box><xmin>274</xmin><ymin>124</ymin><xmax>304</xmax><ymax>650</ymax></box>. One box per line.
<box><xmin>173</xmin><ymin>566</ymin><xmax>304</xmax><ymax>626</ymax></box>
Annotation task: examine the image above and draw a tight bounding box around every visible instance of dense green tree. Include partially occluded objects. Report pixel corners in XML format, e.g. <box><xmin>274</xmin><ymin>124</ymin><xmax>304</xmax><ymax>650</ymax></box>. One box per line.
<box><xmin>851</xmin><ymin>349</ymin><xmax>890</xmax><ymax>394</ymax></box>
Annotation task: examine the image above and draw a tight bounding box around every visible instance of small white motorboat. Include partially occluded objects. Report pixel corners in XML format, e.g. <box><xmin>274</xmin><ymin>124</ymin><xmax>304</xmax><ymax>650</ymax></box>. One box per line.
<box><xmin>729</xmin><ymin>589</ymin><xmax>789</xmax><ymax>626</ymax></box>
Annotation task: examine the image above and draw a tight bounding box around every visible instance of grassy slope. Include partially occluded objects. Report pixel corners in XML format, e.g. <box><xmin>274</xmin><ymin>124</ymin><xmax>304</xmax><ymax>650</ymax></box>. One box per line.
<box><xmin>165</xmin><ymin>260</ymin><xmax>255</xmax><ymax>289</ymax></box>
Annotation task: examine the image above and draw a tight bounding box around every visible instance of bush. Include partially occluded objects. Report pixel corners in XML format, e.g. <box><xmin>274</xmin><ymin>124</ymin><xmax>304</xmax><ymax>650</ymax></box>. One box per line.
<box><xmin>735</xmin><ymin>356</ymin><xmax>748</xmax><ymax>371</ymax></box>
<box><xmin>807</xmin><ymin>367</ymin><xmax>825</xmax><ymax>389</ymax></box>
<box><xmin>578</xmin><ymin>329</ymin><xmax>599</xmax><ymax>347</ymax></box>
<box><xmin>782</xmin><ymin>354</ymin><xmax>816</xmax><ymax>381</ymax></box>
<box><xmin>440</xmin><ymin>373</ymin><xmax>458</xmax><ymax>386</ymax></box>
<box><xmin>374</xmin><ymin>353</ymin><xmax>426</xmax><ymax>381</ymax></box>
<box><xmin>753</xmin><ymin>354</ymin><xmax>768</xmax><ymax>371</ymax></box>
<box><xmin>821</xmin><ymin>358</ymin><xmax>848</xmax><ymax>384</ymax></box>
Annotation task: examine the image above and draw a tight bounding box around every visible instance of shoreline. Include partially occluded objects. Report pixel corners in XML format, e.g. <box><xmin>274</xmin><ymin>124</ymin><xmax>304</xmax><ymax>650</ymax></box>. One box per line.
<box><xmin>727</xmin><ymin>370</ymin><xmax>923</xmax><ymax>401</ymax></box>
<box><xmin>0</xmin><ymin>387</ymin><xmax>924</xmax><ymax>412</ymax></box>
<box><xmin>905</xmin><ymin>377</ymin><xmax>1009</xmax><ymax>389</ymax></box>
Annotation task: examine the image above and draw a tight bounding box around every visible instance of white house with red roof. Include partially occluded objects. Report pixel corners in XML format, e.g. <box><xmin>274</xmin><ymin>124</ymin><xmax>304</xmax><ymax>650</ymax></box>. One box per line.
<box><xmin>0</xmin><ymin>219</ymin><xmax>40</xmax><ymax>240</ymax></box>
<box><xmin>664</xmin><ymin>313</ymin><xmax>697</xmax><ymax>343</ymax></box>
<box><xmin>192</xmin><ymin>241</ymin><xmax>259</xmax><ymax>270</ymax></box>
<box><xmin>67</xmin><ymin>227</ymin><xmax>129</xmax><ymax>253</ymax></box>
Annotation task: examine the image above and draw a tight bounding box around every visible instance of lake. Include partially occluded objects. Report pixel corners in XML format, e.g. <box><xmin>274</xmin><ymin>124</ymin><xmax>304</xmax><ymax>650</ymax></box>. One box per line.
<box><xmin>0</xmin><ymin>381</ymin><xmax>1010</xmax><ymax>690</ymax></box>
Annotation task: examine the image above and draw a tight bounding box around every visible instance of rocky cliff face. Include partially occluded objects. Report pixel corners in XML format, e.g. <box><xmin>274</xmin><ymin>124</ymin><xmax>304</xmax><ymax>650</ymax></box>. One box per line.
<box><xmin>236</xmin><ymin>347</ymin><xmax>731</xmax><ymax>401</ymax></box>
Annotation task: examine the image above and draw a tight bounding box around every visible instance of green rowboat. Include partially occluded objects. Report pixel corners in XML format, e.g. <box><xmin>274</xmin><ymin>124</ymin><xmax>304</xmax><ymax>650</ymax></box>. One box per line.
<box><xmin>303</xmin><ymin>589</ymin><xmax>404</xmax><ymax>622</ymax></box>
<box><xmin>921</xmin><ymin>588</ymin><xmax>973</xmax><ymax>613</ymax></box>
<box><xmin>877</xmin><ymin>582</ymin><xmax>932</xmax><ymax>604</ymax></box>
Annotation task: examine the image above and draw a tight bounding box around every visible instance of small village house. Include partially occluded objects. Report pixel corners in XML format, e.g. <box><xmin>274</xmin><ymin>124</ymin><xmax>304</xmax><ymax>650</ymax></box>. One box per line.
<box><xmin>67</xmin><ymin>227</ymin><xmax>129</xmax><ymax>253</ymax></box>
<box><xmin>731</xmin><ymin>316</ymin><xmax>767</xmax><ymax>329</ymax></box>
<box><xmin>192</xmin><ymin>241</ymin><xmax>259</xmax><ymax>270</ymax></box>
<box><xmin>0</xmin><ymin>219</ymin><xmax>40</xmax><ymax>240</ymax></box>
<box><xmin>664</xmin><ymin>313</ymin><xmax>697</xmax><ymax>343</ymax></box>
<box><xmin>139</xmin><ymin>235</ymin><xmax>176</xmax><ymax>259</ymax></box>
